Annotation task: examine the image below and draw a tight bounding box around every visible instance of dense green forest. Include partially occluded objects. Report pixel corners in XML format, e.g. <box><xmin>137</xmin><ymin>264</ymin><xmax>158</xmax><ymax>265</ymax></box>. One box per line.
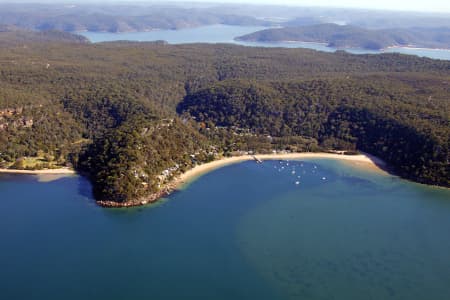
<box><xmin>0</xmin><ymin>32</ymin><xmax>448</xmax><ymax>204</ymax></box>
<box><xmin>0</xmin><ymin>29</ymin><xmax>89</xmax><ymax>46</ymax></box>
<box><xmin>236</xmin><ymin>23</ymin><xmax>450</xmax><ymax>50</ymax></box>
<box><xmin>179</xmin><ymin>78</ymin><xmax>449</xmax><ymax>186</ymax></box>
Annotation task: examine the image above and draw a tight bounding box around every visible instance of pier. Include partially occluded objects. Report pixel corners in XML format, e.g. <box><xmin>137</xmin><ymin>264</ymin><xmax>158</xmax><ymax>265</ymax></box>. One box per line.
<box><xmin>252</xmin><ymin>155</ymin><xmax>263</xmax><ymax>163</ymax></box>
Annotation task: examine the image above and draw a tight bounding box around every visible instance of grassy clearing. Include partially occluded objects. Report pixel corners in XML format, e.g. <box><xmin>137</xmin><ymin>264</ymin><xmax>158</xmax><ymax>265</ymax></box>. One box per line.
<box><xmin>5</xmin><ymin>155</ymin><xmax>65</xmax><ymax>170</ymax></box>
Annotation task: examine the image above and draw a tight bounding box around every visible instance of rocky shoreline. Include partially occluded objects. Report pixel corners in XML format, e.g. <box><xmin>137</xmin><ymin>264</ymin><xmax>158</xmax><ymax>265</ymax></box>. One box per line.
<box><xmin>96</xmin><ymin>181</ymin><xmax>180</xmax><ymax>208</ymax></box>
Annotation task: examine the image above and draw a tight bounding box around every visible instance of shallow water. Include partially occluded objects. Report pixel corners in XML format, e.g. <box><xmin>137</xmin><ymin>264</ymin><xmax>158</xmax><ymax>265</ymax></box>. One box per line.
<box><xmin>1</xmin><ymin>159</ymin><xmax>449</xmax><ymax>299</ymax></box>
<box><xmin>79</xmin><ymin>24</ymin><xmax>450</xmax><ymax>60</ymax></box>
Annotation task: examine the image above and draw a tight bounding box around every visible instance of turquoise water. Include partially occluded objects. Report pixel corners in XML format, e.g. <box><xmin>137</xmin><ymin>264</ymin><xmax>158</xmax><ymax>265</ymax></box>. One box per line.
<box><xmin>1</xmin><ymin>159</ymin><xmax>450</xmax><ymax>299</ymax></box>
<box><xmin>79</xmin><ymin>24</ymin><xmax>450</xmax><ymax>60</ymax></box>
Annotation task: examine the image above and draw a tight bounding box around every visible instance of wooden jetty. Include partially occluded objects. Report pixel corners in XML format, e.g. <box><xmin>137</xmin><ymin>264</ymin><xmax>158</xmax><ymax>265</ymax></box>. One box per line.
<box><xmin>252</xmin><ymin>155</ymin><xmax>263</xmax><ymax>164</ymax></box>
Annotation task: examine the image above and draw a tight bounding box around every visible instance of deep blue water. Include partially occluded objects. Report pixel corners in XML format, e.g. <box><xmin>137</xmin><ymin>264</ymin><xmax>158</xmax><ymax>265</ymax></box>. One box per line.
<box><xmin>79</xmin><ymin>24</ymin><xmax>450</xmax><ymax>60</ymax></box>
<box><xmin>1</xmin><ymin>159</ymin><xmax>449</xmax><ymax>300</ymax></box>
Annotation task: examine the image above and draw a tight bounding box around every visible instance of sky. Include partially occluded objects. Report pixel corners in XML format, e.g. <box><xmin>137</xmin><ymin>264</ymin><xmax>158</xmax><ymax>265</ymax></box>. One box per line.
<box><xmin>2</xmin><ymin>0</ymin><xmax>449</xmax><ymax>13</ymax></box>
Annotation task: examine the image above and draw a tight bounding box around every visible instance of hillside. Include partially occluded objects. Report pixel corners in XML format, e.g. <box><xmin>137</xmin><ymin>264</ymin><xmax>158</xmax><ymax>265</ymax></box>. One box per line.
<box><xmin>236</xmin><ymin>24</ymin><xmax>450</xmax><ymax>50</ymax></box>
<box><xmin>0</xmin><ymin>32</ymin><xmax>448</xmax><ymax>205</ymax></box>
<box><xmin>0</xmin><ymin>29</ymin><xmax>89</xmax><ymax>46</ymax></box>
<box><xmin>0</xmin><ymin>3</ymin><xmax>270</xmax><ymax>33</ymax></box>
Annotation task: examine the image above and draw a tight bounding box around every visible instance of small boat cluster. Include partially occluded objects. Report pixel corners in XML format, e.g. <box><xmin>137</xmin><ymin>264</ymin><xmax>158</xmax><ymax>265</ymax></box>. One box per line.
<box><xmin>272</xmin><ymin>160</ymin><xmax>328</xmax><ymax>186</ymax></box>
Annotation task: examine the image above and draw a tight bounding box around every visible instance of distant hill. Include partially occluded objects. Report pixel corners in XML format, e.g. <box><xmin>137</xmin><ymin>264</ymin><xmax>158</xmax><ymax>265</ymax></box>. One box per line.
<box><xmin>1</xmin><ymin>3</ymin><xmax>450</xmax><ymax>34</ymax></box>
<box><xmin>0</xmin><ymin>29</ymin><xmax>89</xmax><ymax>46</ymax></box>
<box><xmin>236</xmin><ymin>24</ymin><xmax>450</xmax><ymax>50</ymax></box>
<box><xmin>0</xmin><ymin>4</ymin><xmax>271</xmax><ymax>33</ymax></box>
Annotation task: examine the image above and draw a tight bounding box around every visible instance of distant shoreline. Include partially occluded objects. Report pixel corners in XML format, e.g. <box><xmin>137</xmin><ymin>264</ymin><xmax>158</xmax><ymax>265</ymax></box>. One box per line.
<box><xmin>97</xmin><ymin>152</ymin><xmax>388</xmax><ymax>208</ymax></box>
<box><xmin>383</xmin><ymin>45</ymin><xmax>450</xmax><ymax>51</ymax></box>
<box><xmin>236</xmin><ymin>38</ymin><xmax>450</xmax><ymax>52</ymax></box>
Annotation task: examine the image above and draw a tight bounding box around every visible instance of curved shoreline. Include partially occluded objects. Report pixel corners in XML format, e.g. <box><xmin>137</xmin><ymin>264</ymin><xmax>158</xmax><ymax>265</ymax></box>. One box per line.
<box><xmin>97</xmin><ymin>152</ymin><xmax>388</xmax><ymax>208</ymax></box>
<box><xmin>175</xmin><ymin>152</ymin><xmax>387</xmax><ymax>188</ymax></box>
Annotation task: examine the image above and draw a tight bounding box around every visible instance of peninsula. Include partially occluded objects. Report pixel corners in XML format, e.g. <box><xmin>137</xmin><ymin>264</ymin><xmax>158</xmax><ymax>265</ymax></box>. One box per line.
<box><xmin>236</xmin><ymin>23</ymin><xmax>450</xmax><ymax>50</ymax></box>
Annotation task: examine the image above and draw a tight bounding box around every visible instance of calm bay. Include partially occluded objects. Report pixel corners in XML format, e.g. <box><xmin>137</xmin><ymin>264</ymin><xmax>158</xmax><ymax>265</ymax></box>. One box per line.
<box><xmin>1</xmin><ymin>159</ymin><xmax>449</xmax><ymax>299</ymax></box>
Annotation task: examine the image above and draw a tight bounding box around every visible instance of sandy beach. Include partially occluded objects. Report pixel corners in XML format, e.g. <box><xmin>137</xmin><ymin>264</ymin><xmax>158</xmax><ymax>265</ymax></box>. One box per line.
<box><xmin>0</xmin><ymin>153</ymin><xmax>388</xmax><ymax>207</ymax></box>
<box><xmin>175</xmin><ymin>152</ymin><xmax>387</xmax><ymax>189</ymax></box>
<box><xmin>0</xmin><ymin>167</ymin><xmax>76</xmax><ymax>182</ymax></box>
<box><xmin>0</xmin><ymin>167</ymin><xmax>75</xmax><ymax>175</ymax></box>
<box><xmin>96</xmin><ymin>152</ymin><xmax>388</xmax><ymax>207</ymax></box>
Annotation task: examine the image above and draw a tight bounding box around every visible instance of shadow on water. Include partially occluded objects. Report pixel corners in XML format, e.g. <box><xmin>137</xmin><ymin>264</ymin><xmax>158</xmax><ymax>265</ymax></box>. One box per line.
<box><xmin>74</xmin><ymin>175</ymin><xmax>94</xmax><ymax>200</ymax></box>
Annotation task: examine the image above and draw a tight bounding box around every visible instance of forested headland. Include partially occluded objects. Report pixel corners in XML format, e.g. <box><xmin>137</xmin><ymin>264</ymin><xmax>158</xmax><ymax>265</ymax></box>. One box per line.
<box><xmin>236</xmin><ymin>24</ymin><xmax>450</xmax><ymax>50</ymax></box>
<box><xmin>0</xmin><ymin>31</ymin><xmax>448</xmax><ymax>205</ymax></box>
